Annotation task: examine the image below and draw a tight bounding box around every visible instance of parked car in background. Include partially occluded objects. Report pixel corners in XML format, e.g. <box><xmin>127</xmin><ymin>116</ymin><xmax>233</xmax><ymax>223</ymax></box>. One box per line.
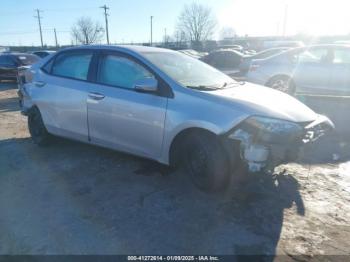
<box><xmin>178</xmin><ymin>49</ymin><xmax>207</xmax><ymax>59</ymax></box>
<box><xmin>243</xmin><ymin>49</ymin><xmax>257</xmax><ymax>55</ymax></box>
<box><xmin>239</xmin><ymin>47</ymin><xmax>291</xmax><ymax>74</ymax></box>
<box><xmin>262</xmin><ymin>40</ymin><xmax>304</xmax><ymax>50</ymax></box>
<box><xmin>334</xmin><ymin>40</ymin><xmax>350</xmax><ymax>45</ymax></box>
<box><xmin>31</xmin><ymin>50</ymin><xmax>56</xmax><ymax>58</ymax></box>
<box><xmin>201</xmin><ymin>49</ymin><xmax>246</xmax><ymax>76</ymax></box>
<box><xmin>245</xmin><ymin>45</ymin><xmax>350</xmax><ymax>96</ymax></box>
<box><xmin>0</xmin><ymin>52</ymin><xmax>39</xmax><ymax>82</ymax></box>
<box><xmin>19</xmin><ymin>45</ymin><xmax>333</xmax><ymax>192</ymax></box>
<box><xmin>217</xmin><ymin>45</ymin><xmax>244</xmax><ymax>52</ymax></box>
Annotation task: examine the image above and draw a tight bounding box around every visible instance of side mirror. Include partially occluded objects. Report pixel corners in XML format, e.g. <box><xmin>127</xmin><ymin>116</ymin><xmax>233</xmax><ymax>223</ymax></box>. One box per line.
<box><xmin>134</xmin><ymin>78</ymin><xmax>158</xmax><ymax>93</ymax></box>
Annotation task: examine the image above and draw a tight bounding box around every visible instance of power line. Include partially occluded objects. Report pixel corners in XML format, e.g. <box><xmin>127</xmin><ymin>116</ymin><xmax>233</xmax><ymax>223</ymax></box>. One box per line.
<box><xmin>100</xmin><ymin>5</ymin><xmax>110</xmax><ymax>45</ymax></box>
<box><xmin>0</xmin><ymin>11</ymin><xmax>31</xmax><ymax>16</ymax></box>
<box><xmin>43</xmin><ymin>7</ymin><xmax>97</xmax><ymax>12</ymax></box>
<box><xmin>34</xmin><ymin>9</ymin><xmax>44</xmax><ymax>47</ymax></box>
<box><xmin>0</xmin><ymin>30</ymin><xmax>38</xmax><ymax>35</ymax></box>
<box><xmin>0</xmin><ymin>7</ymin><xmax>97</xmax><ymax>16</ymax></box>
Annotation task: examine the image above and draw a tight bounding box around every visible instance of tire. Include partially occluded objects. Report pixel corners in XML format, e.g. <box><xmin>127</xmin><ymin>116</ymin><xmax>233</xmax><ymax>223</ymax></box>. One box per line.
<box><xmin>267</xmin><ymin>76</ymin><xmax>295</xmax><ymax>95</ymax></box>
<box><xmin>28</xmin><ymin>107</ymin><xmax>51</xmax><ymax>146</ymax></box>
<box><xmin>183</xmin><ymin>132</ymin><xmax>230</xmax><ymax>192</ymax></box>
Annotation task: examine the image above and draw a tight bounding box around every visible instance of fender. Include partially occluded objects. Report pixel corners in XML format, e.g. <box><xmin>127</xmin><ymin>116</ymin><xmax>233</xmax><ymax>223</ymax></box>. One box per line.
<box><xmin>159</xmin><ymin>120</ymin><xmax>222</xmax><ymax>165</ymax></box>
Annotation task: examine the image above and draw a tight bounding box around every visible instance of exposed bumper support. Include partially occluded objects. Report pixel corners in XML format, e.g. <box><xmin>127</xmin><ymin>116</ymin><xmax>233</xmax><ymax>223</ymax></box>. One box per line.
<box><xmin>228</xmin><ymin>115</ymin><xmax>334</xmax><ymax>172</ymax></box>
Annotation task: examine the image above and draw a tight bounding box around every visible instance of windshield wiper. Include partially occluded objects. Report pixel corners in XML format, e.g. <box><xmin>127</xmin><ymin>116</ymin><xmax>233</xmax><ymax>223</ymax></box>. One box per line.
<box><xmin>220</xmin><ymin>82</ymin><xmax>241</xmax><ymax>88</ymax></box>
<box><xmin>186</xmin><ymin>82</ymin><xmax>241</xmax><ymax>91</ymax></box>
<box><xmin>186</xmin><ymin>85</ymin><xmax>221</xmax><ymax>91</ymax></box>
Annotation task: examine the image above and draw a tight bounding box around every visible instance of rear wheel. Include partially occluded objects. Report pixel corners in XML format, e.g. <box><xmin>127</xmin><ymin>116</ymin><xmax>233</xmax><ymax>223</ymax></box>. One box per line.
<box><xmin>28</xmin><ymin>107</ymin><xmax>51</xmax><ymax>146</ymax></box>
<box><xmin>267</xmin><ymin>76</ymin><xmax>295</xmax><ymax>95</ymax></box>
<box><xmin>183</xmin><ymin>132</ymin><xmax>230</xmax><ymax>192</ymax></box>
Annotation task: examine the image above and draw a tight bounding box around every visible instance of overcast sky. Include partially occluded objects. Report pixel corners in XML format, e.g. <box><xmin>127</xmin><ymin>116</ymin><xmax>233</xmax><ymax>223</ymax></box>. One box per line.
<box><xmin>0</xmin><ymin>0</ymin><xmax>349</xmax><ymax>46</ymax></box>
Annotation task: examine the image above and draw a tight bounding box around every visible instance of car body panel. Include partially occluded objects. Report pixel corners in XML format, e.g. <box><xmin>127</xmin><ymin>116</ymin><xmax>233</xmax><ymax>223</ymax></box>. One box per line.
<box><xmin>27</xmin><ymin>70</ymin><xmax>91</xmax><ymax>142</ymax></box>
<box><xmin>87</xmin><ymin>82</ymin><xmax>168</xmax><ymax>160</ymax></box>
<box><xmin>208</xmin><ymin>84</ymin><xmax>318</xmax><ymax>122</ymax></box>
<box><xmin>245</xmin><ymin>45</ymin><xmax>350</xmax><ymax>96</ymax></box>
<box><xmin>293</xmin><ymin>61</ymin><xmax>332</xmax><ymax>94</ymax></box>
<box><xmin>20</xmin><ymin>45</ymin><xmax>331</xmax><ymax>167</ymax></box>
<box><xmin>239</xmin><ymin>47</ymin><xmax>290</xmax><ymax>73</ymax></box>
<box><xmin>329</xmin><ymin>63</ymin><xmax>350</xmax><ymax>95</ymax></box>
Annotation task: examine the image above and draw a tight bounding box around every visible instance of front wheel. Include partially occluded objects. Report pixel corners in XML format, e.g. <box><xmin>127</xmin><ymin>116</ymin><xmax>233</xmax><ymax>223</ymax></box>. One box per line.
<box><xmin>28</xmin><ymin>107</ymin><xmax>51</xmax><ymax>146</ymax></box>
<box><xmin>184</xmin><ymin>133</ymin><xmax>230</xmax><ymax>192</ymax></box>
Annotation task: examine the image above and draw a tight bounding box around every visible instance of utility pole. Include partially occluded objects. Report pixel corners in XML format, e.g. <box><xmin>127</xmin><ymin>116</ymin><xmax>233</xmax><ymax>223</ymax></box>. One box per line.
<box><xmin>34</xmin><ymin>9</ymin><xmax>44</xmax><ymax>47</ymax></box>
<box><xmin>150</xmin><ymin>16</ymin><xmax>153</xmax><ymax>46</ymax></box>
<box><xmin>54</xmin><ymin>28</ymin><xmax>58</xmax><ymax>47</ymax></box>
<box><xmin>100</xmin><ymin>5</ymin><xmax>110</xmax><ymax>45</ymax></box>
<box><xmin>164</xmin><ymin>28</ymin><xmax>167</xmax><ymax>45</ymax></box>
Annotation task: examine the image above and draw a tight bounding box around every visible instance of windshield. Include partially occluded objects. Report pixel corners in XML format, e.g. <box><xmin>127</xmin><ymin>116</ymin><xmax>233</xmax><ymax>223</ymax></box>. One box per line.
<box><xmin>143</xmin><ymin>51</ymin><xmax>236</xmax><ymax>89</ymax></box>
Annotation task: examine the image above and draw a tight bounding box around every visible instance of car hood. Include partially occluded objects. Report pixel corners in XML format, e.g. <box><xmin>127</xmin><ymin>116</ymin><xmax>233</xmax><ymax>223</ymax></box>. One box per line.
<box><xmin>209</xmin><ymin>83</ymin><xmax>318</xmax><ymax>123</ymax></box>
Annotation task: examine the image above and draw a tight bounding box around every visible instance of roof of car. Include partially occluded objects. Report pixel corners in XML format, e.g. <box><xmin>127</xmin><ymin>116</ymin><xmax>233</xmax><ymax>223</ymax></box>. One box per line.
<box><xmin>210</xmin><ymin>49</ymin><xmax>244</xmax><ymax>54</ymax></box>
<box><xmin>33</xmin><ymin>50</ymin><xmax>56</xmax><ymax>53</ymax></box>
<box><xmin>0</xmin><ymin>52</ymin><xmax>37</xmax><ymax>56</ymax></box>
<box><xmin>295</xmin><ymin>44</ymin><xmax>350</xmax><ymax>50</ymax></box>
<box><xmin>61</xmin><ymin>45</ymin><xmax>175</xmax><ymax>54</ymax></box>
<box><xmin>273</xmin><ymin>44</ymin><xmax>350</xmax><ymax>55</ymax></box>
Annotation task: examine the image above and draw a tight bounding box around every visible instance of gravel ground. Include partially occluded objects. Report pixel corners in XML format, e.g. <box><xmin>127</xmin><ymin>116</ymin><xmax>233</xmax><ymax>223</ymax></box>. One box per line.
<box><xmin>0</xmin><ymin>83</ymin><xmax>350</xmax><ymax>259</ymax></box>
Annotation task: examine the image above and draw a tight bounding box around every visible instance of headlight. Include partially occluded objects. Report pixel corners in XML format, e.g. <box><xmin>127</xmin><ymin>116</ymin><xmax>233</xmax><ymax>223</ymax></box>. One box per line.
<box><xmin>230</xmin><ymin>116</ymin><xmax>303</xmax><ymax>143</ymax></box>
<box><xmin>245</xmin><ymin>116</ymin><xmax>302</xmax><ymax>134</ymax></box>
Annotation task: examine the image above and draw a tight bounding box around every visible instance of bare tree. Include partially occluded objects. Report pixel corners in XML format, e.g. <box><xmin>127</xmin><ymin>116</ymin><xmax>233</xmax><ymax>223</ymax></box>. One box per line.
<box><xmin>177</xmin><ymin>2</ymin><xmax>217</xmax><ymax>45</ymax></box>
<box><xmin>174</xmin><ymin>29</ymin><xmax>187</xmax><ymax>47</ymax></box>
<box><xmin>71</xmin><ymin>17</ymin><xmax>104</xmax><ymax>45</ymax></box>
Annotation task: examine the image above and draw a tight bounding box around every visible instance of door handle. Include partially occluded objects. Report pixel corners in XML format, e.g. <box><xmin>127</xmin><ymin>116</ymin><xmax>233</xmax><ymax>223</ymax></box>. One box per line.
<box><xmin>88</xmin><ymin>92</ymin><xmax>105</xmax><ymax>100</ymax></box>
<box><xmin>34</xmin><ymin>81</ymin><xmax>46</xmax><ymax>87</ymax></box>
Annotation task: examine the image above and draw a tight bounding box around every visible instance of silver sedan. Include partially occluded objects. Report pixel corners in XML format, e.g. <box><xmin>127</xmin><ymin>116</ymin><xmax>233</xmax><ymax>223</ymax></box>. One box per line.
<box><xmin>245</xmin><ymin>44</ymin><xmax>350</xmax><ymax>96</ymax></box>
<box><xmin>18</xmin><ymin>45</ymin><xmax>333</xmax><ymax>191</ymax></box>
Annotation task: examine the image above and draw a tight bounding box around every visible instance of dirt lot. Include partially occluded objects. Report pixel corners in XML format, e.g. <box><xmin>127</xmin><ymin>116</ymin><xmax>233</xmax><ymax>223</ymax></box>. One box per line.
<box><xmin>1</xmin><ymin>83</ymin><xmax>350</xmax><ymax>259</ymax></box>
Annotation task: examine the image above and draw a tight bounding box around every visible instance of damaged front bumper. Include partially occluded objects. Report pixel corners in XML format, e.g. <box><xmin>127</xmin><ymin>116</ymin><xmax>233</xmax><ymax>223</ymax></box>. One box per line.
<box><xmin>226</xmin><ymin>115</ymin><xmax>334</xmax><ymax>172</ymax></box>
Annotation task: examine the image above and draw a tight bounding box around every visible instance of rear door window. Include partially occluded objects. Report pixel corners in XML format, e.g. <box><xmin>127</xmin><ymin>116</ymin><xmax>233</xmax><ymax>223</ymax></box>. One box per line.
<box><xmin>52</xmin><ymin>52</ymin><xmax>93</xmax><ymax>81</ymax></box>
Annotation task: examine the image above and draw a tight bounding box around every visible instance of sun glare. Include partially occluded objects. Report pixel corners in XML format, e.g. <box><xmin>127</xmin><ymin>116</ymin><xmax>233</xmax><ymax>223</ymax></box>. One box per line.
<box><xmin>218</xmin><ymin>0</ymin><xmax>350</xmax><ymax>37</ymax></box>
